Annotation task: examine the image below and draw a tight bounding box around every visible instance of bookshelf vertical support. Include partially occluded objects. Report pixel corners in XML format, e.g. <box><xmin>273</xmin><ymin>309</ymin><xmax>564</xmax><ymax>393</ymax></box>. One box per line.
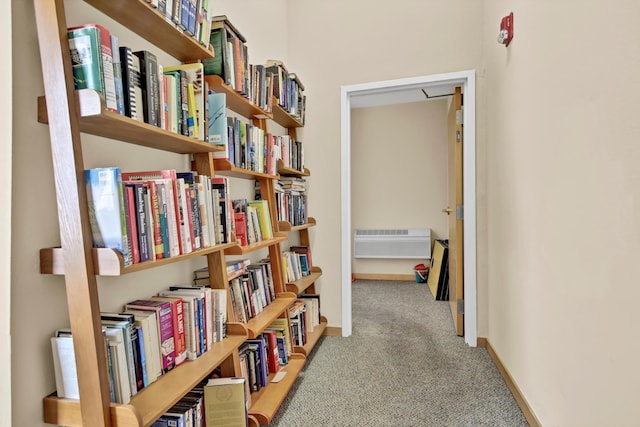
<box><xmin>34</xmin><ymin>0</ymin><xmax>112</xmax><ymax>426</ymax></box>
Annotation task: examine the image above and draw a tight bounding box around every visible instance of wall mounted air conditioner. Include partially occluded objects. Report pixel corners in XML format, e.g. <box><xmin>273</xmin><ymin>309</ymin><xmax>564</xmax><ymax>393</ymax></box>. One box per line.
<box><xmin>353</xmin><ymin>228</ymin><xmax>431</xmax><ymax>259</ymax></box>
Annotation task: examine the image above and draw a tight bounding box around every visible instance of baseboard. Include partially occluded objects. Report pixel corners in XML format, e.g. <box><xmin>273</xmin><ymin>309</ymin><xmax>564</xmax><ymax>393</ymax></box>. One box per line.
<box><xmin>479</xmin><ymin>337</ymin><xmax>541</xmax><ymax>427</ymax></box>
<box><xmin>322</xmin><ymin>326</ymin><xmax>342</xmax><ymax>337</ymax></box>
<box><xmin>353</xmin><ymin>273</ymin><xmax>414</xmax><ymax>281</ymax></box>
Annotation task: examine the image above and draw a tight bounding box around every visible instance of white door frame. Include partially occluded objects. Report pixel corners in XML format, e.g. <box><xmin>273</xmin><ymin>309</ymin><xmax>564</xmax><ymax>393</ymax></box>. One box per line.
<box><xmin>340</xmin><ymin>70</ymin><xmax>477</xmax><ymax>347</ymax></box>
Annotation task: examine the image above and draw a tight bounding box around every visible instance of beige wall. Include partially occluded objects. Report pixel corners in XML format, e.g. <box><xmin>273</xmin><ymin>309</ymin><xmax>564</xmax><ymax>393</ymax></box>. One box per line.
<box><xmin>1</xmin><ymin>0</ymin><xmax>11</xmax><ymax>425</ymax></box>
<box><xmin>351</xmin><ymin>101</ymin><xmax>448</xmax><ymax>275</ymax></box>
<box><xmin>286</xmin><ymin>0</ymin><xmax>486</xmax><ymax>330</ymax></box>
<box><xmin>14</xmin><ymin>0</ymin><xmax>640</xmax><ymax>425</ymax></box>
<box><xmin>484</xmin><ymin>0</ymin><xmax>640</xmax><ymax>425</ymax></box>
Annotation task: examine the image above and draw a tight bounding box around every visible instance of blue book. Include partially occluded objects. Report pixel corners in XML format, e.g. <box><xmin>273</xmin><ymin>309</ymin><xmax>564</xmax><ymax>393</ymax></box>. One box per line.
<box><xmin>85</xmin><ymin>167</ymin><xmax>132</xmax><ymax>266</ymax></box>
<box><xmin>207</xmin><ymin>91</ymin><xmax>227</xmax><ymax>146</ymax></box>
<box><xmin>135</xmin><ymin>325</ymin><xmax>149</xmax><ymax>387</ymax></box>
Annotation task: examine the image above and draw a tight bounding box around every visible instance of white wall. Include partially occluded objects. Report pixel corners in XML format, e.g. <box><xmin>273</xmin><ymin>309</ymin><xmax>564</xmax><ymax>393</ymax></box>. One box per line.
<box><xmin>351</xmin><ymin>100</ymin><xmax>448</xmax><ymax>275</ymax></box>
<box><xmin>484</xmin><ymin>1</ymin><xmax>640</xmax><ymax>425</ymax></box>
<box><xmin>1</xmin><ymin>0</ymin><xmax>11</xmax><ymax>425</ymax></box>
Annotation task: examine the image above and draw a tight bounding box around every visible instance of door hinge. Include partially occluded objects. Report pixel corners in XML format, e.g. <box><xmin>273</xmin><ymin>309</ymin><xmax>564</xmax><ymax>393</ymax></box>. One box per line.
<box><xmin>457</xmin><ymin>299</ymin><xmax>465</xmax><ymax>314</ymax></box>
<box><xmin>456</xmin><ymin>130</ymin><xmax>461</xmax><ymax>143</ymax></box>
<box><xmin>456</xmin><ymin>205</ymin><xmax>464</xmax><ymax>220</ymax></box>
<box><xmin>456</xmin><ymin>109</ymin><xmax>463</xmax><ymax>125</ymax></box>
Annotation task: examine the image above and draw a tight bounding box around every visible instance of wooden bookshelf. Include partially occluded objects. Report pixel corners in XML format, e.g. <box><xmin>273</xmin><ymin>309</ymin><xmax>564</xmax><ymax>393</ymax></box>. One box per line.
<box><xmin>248</xmin><ymin>353</ymin><xmax>307</xmax><ymax>426</ymax></box>
<box><xmin>244</xmin><ymin>292</ymin><xmax>297</xmax><ymax>338</ymax></box>
<box><xmin>285</xmin><ymin>266</ymin><xmax>323</xmax><ymax>295</ymax></box>
<box><xmin>204</xmin><ymin>75</ymin><xmax>273</xmax><ymax>121</ymax></box>
<box><xmin>278</xmin><ymin>216</ymin><xmax>316</xmax><ymax>232</ymax></box>
<box><xmin>277</xmin><ymin>159</ymin><xmax>310</xmax><ymax>177</ymax></box>
<box><xmin>37</xmin><ymin>90</ymin><xmax>223</xmax><ymax>154</ymax></box>
<box><xmin>40</xmin><ymin>242</ymin><xmax>239</xmax><ymax>276</ymax></box>
<box><xmin>84</xmin><ymin>0</ymin><xmax>213</xmax><ymax>62</ymax></box>
<box><xmin>293</xmin><ymin>317</ymin><xmax>328</xmax><ymax>357</ymax></box>
<box><xmin>223</xmin><ymin>233</ymin><xmax>287</xmax><ymax>256</ymax></box>
<box><xmin>271</xmin><ymin>101</ymin><xmax>304</xmax><ymax>129</ymax></box>
<box><xmin>44</xmin><ymin>324</ymin><xmax>248</xmax><ymax>427</ymax></box>
<box><xmin>35</xmin><ymin>0</ymin><xmax>321</xmax><ymax>424</ymax></box>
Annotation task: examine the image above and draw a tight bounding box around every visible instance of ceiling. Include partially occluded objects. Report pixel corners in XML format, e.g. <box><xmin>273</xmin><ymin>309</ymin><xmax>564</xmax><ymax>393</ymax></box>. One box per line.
<box><xmin>350</xmin><ymin>84</ymin><xmax>455</xmax><ymax>109</ymax></box>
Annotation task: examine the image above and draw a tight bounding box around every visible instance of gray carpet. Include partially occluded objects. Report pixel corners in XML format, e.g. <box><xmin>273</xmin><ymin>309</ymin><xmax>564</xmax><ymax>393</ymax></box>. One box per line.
<box><xmin>269</xmin><ymin>279</ymin><xmax>529</xmax><ymax>426</ymax></box>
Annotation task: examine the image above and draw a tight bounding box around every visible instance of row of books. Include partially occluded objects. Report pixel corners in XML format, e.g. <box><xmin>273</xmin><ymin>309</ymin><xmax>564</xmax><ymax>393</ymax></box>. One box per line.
<box><xmin>51</xmin><ymin>285</ymin><xmax>227</xmax><ymax>404</ymax></box>
<box><xmin>265</xmin><ymin>59</ymin><xmax>307</xmax><ymax>125</ymax></box>
<box><xmin>192</xmin><ymin>258</ymin><xmax>251</xmax><ymax>286</ymax></box>
<box><xmin>85</xmin><ymin>167</ymin><xmax>234</xmax><ymax>267</ymax></box>
<box><xmin>202</xmin><ymin>15</ymin><xmax>275</xmax><ymax>115</ymax></box>
<box><xmin>274</xmin><ymin>177</ymin><xmax>308</xmax><ymax>227</ymax></box>
<box><xmin>229</xmin><ymin>261</ymin><xmax>277</xmax><ymax>324</ymax></box>
<box><xmin>279</xmin><ymin>136</ymin><xmax>305</xmax><ymax>173</ymax></box>
<box><xmin>282</xmin><ymin>245</ymin><xmax>313</xmax><ymax>283</ymax></box>
<box><xmin>147</xmin><ymin>0</ymin><xmax>214</xmax><ymax>50</ymax></box>
<box><xmin>68</xmin><ymin>24</ymin><xmax>220</xmax><ymax>144</ymax></box>
<box><xmin>232</xmin><ymin>199</ymin><xmax>273</xmax><ymax>247</ymax></box>
<box><xmin>212</xmin><ymin>114</ymin><xmax>302</xmax><ymax>178</ymax></box>
<box><xmin>152</xmin><ymin>376</ymin><xmax>249</xmax><ymax>427</ymax></box>
<box><xmin>289</xmin><ymin>296</ymin><xmax>321</xmax><ymax>348</ymax></box>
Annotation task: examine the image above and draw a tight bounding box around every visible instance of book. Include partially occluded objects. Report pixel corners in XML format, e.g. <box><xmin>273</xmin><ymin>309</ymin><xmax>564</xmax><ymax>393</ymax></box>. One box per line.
<box><xmin>85</xmin><ymin>167</ymin><xmax>133</xmax><ymax>267</ymax></box>
<box><xmin>150</xmin><ymin>296</ymin><xmax>187</xmax><ymax>366</ymax></box>
<box><xmin>119</xmin><ymin>46</ymin><xmax>143</xmax><ymax>122</ymax></box>
<box><xmin>123</xmin><ymin>309</ymin><xmax>162</xmax><ymax>384</ymax></box>
<box><xmin>123</xmin><ymin>184</ymin><xmax>140</xmax><ymax>264</ymax></box>
<box><xmin>100</xmin><ymin>313</ymin><xmax>141</xmax><ymax>394</ymax></box>
<box><xmin>50</xmin><ymin>331</ymin><xmax>79</xmax><ymax>399</ymax></box>
<box><xmin>176</xmin><ymin>172</ymin><xmax>202</xmax><ymax>250</ymax></box>
<box><xmin>122</xmin><ymin>170</ymin><xmax>183</xmax><ymax>256</ymax></box>
<box><xmin>247</xmin><ymin>200</ymin><xmax>273</xmax><ymax>240</ymax></box>
<box><xmin>158</xmin><ymin>290</ymin><xmax>199</xmax><ymax>360</ymax></box>
<box><xmin>67</xmin><ymin>24</ymin><xmax>118</xmax><ymax>113</ymax></box>
<box><xmin>124</xmin><ymin>299</ymin><xmax>176</xmax><ymax>373</ymax></box>
<box><xmin>207</xmin><ymin>91</ymin><xmax>226</xmax><ymax>146</ymax></box>
<box><xmin>163</xmin><ymin>63</ymin><xmax>205</xmax><ymax>140</ymax></box>
<box><xmin>104</xmin><ymin>327</ymin><xmax>131</xmax><ymax>404</ymax></box>
<box><xmin>110</xmin><ymin>34</ymin><xmax>125</xmax><ymax>116</ymax></box>
<box><xmin>203</xmin><ymin>377</ymin><xmax>248</xmax><ymax>427</ymax></box>
<box><xmin>261</xmin><ymin>330</ymin><xmax>280</xmax><ymax>374</ymax></box>
<box><xmin>133</xmin><ymin>50</ymin><xmax>160</xmax><ymax>127</ymax></box>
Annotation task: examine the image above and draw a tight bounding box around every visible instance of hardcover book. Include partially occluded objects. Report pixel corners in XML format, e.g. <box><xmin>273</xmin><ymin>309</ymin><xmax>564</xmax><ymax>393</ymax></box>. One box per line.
<box><xmin>133</xmin><ymin>50</ymin><xmax>160</xmax><ymax>127</ymax></box>
<box><xmin>85</xmin><ymin>167</ymin><xmax>133</xmax><ymax>267</ymax></box>
<box><xmin>119</xmin><ymin>46</ymin><xmax>144</xmax><ymax>122</ymax></box>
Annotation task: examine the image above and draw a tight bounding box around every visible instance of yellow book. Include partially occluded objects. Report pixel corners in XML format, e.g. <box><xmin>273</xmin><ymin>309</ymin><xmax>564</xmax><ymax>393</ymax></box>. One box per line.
<box><xmin>204</xmin><ymin>377</ymin><xmax>248</xmax><ymax>427</ymax></box>
<box><xmin>247</xmin><ymin>200</ymin><xmax>273</xmax><ymax>239</ymax></box>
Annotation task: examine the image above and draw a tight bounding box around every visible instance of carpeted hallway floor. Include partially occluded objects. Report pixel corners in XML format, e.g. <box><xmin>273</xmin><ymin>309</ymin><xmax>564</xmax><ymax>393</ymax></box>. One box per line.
<box><xmin>269</xmin><ymin>279</ymin><xmax>529</xmax><ymax>426</ymax></box>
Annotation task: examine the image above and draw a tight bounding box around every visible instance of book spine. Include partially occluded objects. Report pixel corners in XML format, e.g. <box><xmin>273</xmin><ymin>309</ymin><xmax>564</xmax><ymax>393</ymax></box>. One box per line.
<box><xmin>110</xmin><ymin>35</ymin><xmax>125</xmax><ymax>116</ymax></box>
<box><xmin>93</xmin><ymin>25</ymin><xmax>118</xmax><ymax>113</ymax></box>
<box><xmin>134</xmin><ymin>50</ymin><xmax>160</xmax><ymax>127</ymax></box>
<box><xmin>124</xmin><ymin>185</ymin><xmax>140</xmax><ymax>264</ymax></box>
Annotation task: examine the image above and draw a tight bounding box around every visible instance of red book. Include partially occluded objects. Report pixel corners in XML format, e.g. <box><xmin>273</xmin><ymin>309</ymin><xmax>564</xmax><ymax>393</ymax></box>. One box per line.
<box><xmin>151</xmin><ymin>296</ymin><xmax>186</xmax><ymax>366</ymax></box>
<box><xmin>124</xmin><ymin>185</ymin><xmax>140</xmax><ymax>264</ymax></box>
<box><xmin>262</xmin><ymin>329</ymin><xmax>280</xmax><ymax>374</ymax></box>
<box><xmin>234</xmin><ymin>212</ymin><xmax>247</xmax><ymax>246</ymax></box>
<box><xmin>122</xmin><ymin>170</ymin><xmax>183</xmax><ymax>256</ymax></box>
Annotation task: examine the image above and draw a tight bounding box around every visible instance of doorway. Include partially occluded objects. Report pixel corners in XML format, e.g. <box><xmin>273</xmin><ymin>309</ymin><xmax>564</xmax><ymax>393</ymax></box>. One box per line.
<box><xmin>340</xmin><ymin>70</ymin><xmax>477</xmax><ymax>346</ymax></box>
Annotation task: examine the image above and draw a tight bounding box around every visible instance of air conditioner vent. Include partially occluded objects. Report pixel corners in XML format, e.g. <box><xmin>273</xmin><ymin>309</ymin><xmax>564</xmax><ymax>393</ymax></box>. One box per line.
<box><xmin>353</xmin><ymin>228</ymin><xmax>431</xmax><ymax>259</ymax></box>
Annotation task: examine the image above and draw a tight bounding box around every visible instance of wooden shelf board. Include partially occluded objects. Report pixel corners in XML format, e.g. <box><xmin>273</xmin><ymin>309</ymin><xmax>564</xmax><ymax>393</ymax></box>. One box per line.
<box><xmin>248</xmin><ymin>354</ymin><xmax>306</xmax><ymax>425</ymax></box>
<box><xmin>293</xmin><ymin>320</ymin><xmax>328</xmax><ymax>357</ymax></box>
<box><xmin>278</xmin><ymin>217</ymin><xmax>316</xmax><ymax>232</ymax></box>
<box><xmin>271</xmin><ymin>102</ymin><xmax>304</xmax><ymax>129</ymax></box>
<box><xmin>204</xmin><ymin>75</ymin><xmax>273</xmax><ymax>121</ymax></box>
<box><xmin>83</xmin><ymin>0</ymin><xmax>213</xmax><ymax>62</ymax></box>
<box><xmin>41</xmin><ymin>242</ymin><xmax>238</xmax><ymax>276</ymax></box>
<box><xmin>224</xmin><ymin>233</ymin><xmax>287</xmax><ymax>256</ymax></box>
<box><xmin>284</xmin><ymin>266</ymin><xmax>323</xmax><ymax>295</ymax></box>
<box><xmin>43</xmin><ymin>333</ymin><xmax>247</xmax><ymax>427</ymax></box>
<box><xmin>277</xmin><ymin>160</ymin><xmax>310</xmax><ymax>177</ymax></box>
<box><xmin>38</xmin><ymin>91</ymin><xmax>223</xmax><ymax>154</ymax></box>
<box><xmin>245</xmin><ymin>293</ymin><xmax>297</xmax><ymax>338</ymax></box>
<box><xmin>212</xmin><ymin>158</ymin><xmax>279</xmax><ymax>180</ymax></box>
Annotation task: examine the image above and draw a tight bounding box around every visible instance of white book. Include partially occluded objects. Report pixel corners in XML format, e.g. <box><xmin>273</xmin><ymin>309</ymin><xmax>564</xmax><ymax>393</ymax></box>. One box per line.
<box><xmin>157</xmin><ymin>290</ymin><xmax>198</xmax><ymax>360</ymax></box>
<box><xmin>124</xmin><ymin>309</ymin><xmax>161</xmax><ymax>383</ymax></box>
<box><xmin>50</xmin><ymin>334</ymin><xmax>79</xmax><ymax>399</ymax></box>
<box><xmin>105</xmin><ymin>328</ymin><xmax>131</xmax><ymax>404</ymax></box>
<box><xmin>176</xmin><ymin>178</ymin><xmax>193</xmax><ymax>254</ymax></box>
